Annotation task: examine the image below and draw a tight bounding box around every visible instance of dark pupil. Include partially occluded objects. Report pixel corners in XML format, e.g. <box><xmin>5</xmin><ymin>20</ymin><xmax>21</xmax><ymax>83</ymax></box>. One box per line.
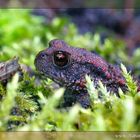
<box><xmin>54</xmin><ymin>51</ymin><xmax>69</xmax><ymax>67</ymax></box>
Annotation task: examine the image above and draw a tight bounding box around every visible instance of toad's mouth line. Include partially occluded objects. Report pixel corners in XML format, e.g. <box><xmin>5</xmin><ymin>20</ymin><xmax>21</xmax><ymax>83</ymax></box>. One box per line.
<box><xmin>37</xmin><ymin>71</ymin><xmax>67</xmax><ymax>86</ymax></box>
<box><xmin>37</xmin><ymin>71</ymin><xmax>81</xmax><ymax>90</ymax></box>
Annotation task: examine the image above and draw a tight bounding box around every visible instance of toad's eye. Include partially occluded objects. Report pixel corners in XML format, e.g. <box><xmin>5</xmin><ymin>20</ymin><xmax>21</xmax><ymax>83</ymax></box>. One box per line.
<box><xmin>53</xmin><ymin>51</ymin><xmax>70</xmax><ymax>67</ymax></box>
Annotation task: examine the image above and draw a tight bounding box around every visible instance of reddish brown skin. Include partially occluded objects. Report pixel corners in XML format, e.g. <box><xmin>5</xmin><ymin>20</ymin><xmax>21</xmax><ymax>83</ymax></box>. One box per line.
<box><xmin>35</xmin><ymin>39</ymin><xmax>129</xmax><ymax>108</ymax></box>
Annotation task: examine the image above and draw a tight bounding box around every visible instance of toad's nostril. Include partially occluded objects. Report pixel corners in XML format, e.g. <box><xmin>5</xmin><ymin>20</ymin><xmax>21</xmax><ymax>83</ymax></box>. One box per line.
<box><xmin>40</xmin><ymin>53</ymin><xmax>45</xmax><ymax>58</ymax></box>
<box><xmin>40</xmin><ymin>52</ymin><xmax>47</xmax><ymax>59</ymax></box>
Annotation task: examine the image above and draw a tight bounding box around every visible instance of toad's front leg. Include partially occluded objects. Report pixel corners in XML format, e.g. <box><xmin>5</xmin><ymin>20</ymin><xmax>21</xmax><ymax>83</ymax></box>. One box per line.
<box><xmin>62</xmin><ymin>89</ymin><xmax>90</xmax><ymax>108</ymax></box>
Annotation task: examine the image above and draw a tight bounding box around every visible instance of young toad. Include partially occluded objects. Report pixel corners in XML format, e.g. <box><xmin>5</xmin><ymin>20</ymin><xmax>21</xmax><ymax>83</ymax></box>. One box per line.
<box><xmin>35</xmin><ymin>39</ymin><xmax>129</xmax><ymax>108</ymax></box>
